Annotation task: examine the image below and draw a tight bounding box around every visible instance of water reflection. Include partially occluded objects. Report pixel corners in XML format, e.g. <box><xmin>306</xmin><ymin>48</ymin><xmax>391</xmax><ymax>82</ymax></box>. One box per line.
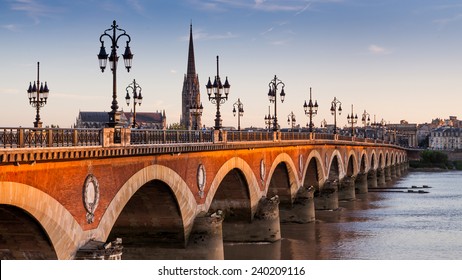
<box><xmin>225</xmin><ymin>172</ymin><xmax>462</xmax><ymax>260</ymax></box>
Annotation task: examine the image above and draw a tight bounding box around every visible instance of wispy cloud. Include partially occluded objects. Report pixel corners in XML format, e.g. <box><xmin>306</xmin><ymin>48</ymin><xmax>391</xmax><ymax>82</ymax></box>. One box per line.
<box><xmin>1</xmin><ymin>24</ymin><xmax>21</xmax><ymax>32</ymax></box>
<box><xmin>433</xmin><ymin>14</ymin><xmax>462</xmax><ymax>26</ymax></box>
<box><xmin>368</xmin><ymin>44</ymin><xmax>391</xmax><ymax>55</ymax></box>
<box><xmin>127</xmin><ymin>0</ymin><xmax>144</xmax><ymax>14</ymax></box>
<box><xmin>181</xmin><ymin>29</ymin><xmax>238</xmax><ymax>41</ymax></box>
<box><xmin>9</xmin><ymin>0</ymin><xmax>63</xmax><ymax>23</ymax></box>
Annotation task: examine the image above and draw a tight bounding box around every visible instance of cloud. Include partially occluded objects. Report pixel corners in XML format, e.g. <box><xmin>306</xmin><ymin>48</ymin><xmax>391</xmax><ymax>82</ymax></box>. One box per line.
<box><xmin>9</xmin><ymin>0</ymin><xmax>63</xmax><ymax>23</ymax></box>
<box><xmin>1</xmin><ymin>24</ymin><xmax>20</xmax><ymax>32</ymax></box>
<box><xmin>181</xmin><ymin>29</ymin><xmax>238</xmax><ymax>41</ymax></box>
<box><xmin>433</xmin><ymin>14</ymin><xmax>462</xmax><ymax>26</ymax></box>
<box><xmin>368</xmin><ymin>44</ymin><xmax>391</xmax><ymax>55</ymax></box>
<box><xmin>127</xmin><ymin>0</ymin><xmax>144</xmax><ymax>14</ymax></box>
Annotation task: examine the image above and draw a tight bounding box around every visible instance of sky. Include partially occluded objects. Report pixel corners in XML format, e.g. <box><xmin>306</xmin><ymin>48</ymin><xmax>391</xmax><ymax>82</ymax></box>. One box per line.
<box><xmin>0</xmin><ymin>0</ymin><xmax>461</xmax><ymax>129</ymax></box>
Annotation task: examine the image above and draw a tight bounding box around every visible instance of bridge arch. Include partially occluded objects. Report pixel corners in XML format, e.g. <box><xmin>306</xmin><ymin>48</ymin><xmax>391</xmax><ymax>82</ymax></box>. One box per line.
<box><xmin>0</xmin><ymin>182</ymin><xmax>82</xmax><ymax>259</ymax></box>
<box><xmin>370</xmin><ymin>150</ymin><xmax>377</xmax><ymax>170</ymax></box>
<box><xmin>327</xmin><ymin>150</ymin><xmax>345</xmax><ymax>181</ymax></box>
<box><xmin>345</xmin><ymin>150</ymin><xmax>358</xmax><ymax>177</ymax></box>
<box><xmin>359</xmin><ymin>150</ymin><xmax>369</xmax><ymax>173</ymax></box>
<box><xmin>302</xmin><ymin>150</ymin><xmax>326</xmax><ymax>189</ymax></box>
<box><xmin>206</xmin><ymin>157</ymin><xmax>260</xmax><ymax>218</ymax></box>
<box><xmin>97</xmin><ymin>164</ymin><xmax>197</xmax><ymax>244</ymax></box>
<box><xmin>266</xmin><ymin>153</ymin><xmax>300</xmax><ymax>204</ymax></box>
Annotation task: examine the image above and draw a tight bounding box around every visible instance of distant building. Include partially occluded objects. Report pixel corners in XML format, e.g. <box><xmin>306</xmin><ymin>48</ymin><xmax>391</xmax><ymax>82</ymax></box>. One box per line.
<box><xmin>429</xmin><ymin>127</ymin><xmax>462</xmax><ymax>150</ymax></box>
<box><xmin>387</xmin><ymin>122</ymin><xmax>418</xmax><ymax>147</ymax></box>
<box><xmin>75</xmin><ymin>110</ymin><xmax>166</xmax><ymax>129</ymax></box>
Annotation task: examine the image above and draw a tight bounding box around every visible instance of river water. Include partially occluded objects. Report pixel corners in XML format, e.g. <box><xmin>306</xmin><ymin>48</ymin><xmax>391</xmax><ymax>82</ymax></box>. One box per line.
<box><xmin>224</xmin><ymin>171</ymin><xmax>462</xmax><ymax>260</ymax></box>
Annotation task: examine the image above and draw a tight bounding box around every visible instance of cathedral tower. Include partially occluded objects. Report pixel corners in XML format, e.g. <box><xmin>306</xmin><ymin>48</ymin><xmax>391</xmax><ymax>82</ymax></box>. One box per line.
<box><xmin>180</xmin><ymin>23</ymin><xmax>201</xmax><ymax>130</ymax></box>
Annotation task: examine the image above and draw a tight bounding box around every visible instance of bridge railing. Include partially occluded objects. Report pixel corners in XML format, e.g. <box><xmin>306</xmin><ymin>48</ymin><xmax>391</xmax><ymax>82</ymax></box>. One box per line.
<box><xmin>0</xmin><ymin>127</ymin><xmax>101</xmax><ymax>148</ymax></box>
<box><xmin>226</xmin><ymin>131</ymin><xmax>272</xmax><ymax>142</ymax></box>
<box><xmin>130</xmin><ymin>129</ymin><xmax>214</xmax><ymax>144</ymax></box>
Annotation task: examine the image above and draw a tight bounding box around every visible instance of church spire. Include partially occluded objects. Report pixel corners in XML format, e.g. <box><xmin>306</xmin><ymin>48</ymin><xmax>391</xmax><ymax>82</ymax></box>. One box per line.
<box><xmin>187</xmin><ymin>22</ymin><xmax>196</xmax><ymax>76</ymax></box>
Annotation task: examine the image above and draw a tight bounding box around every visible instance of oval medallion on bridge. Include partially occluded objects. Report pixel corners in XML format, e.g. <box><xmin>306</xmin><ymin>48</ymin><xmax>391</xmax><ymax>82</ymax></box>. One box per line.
<box><xmin>299</xmin><ymin>154</ymin><xmax>304</xmax><ymax>175</ymax></box>
<box><xmin>260</xmin><ymin>159</ymin><xmax>266</xmax><ymax>182</ymax></box>
<box><xmin>197</xmin><ymin>164</ymin><xmax>206</xmax><ymax>198</ymax></box>
<box><xmin>83</xmin><ymin>174</ymin><xmax>100</xmax><ymax>224</ymax></box>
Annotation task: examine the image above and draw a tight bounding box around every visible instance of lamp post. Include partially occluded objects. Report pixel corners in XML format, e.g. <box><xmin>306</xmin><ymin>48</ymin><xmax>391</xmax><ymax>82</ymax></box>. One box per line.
<box><xmin>303</xmin><ymin>87</ymin><xmax>318</xmax><ymax>132</ymax></box>
<box><xmin>98</xmin><ymin>20</ymin><xmax>133</xmax><ymax>128</ymax></box>
<box><xmin>190</xmin><ymin>101</ymin><xmax>203</xmax><ymax>130</ymax></box>
<box><xmin>125</xmin><ymin>79</ymin><xmax>142</xmax><ymax>128</ymax></box>
<box><xmin>361</xmin><ymin>110</ymin><xmax>371</xmax><ymax>127</ymax></box>
<box><xmin>264</xmin><ymin>106</ymin><xmax>273</xmax><ymax>131</ymax></box>
<box><xmin>347</xmin><ymin>104</ymin><xmax>358</xmax><ymax>136</ymax></box>
<box><xmin>380</xmin><ymin>118</ymin><xmax>387</xmax><ymax>140</ymax></box>
<box><xmin>267</xmin><ymin>75</ymin><xmax>286</xmax><ymax>131</ymax></box>
<box><xmin>27</xmin><ymin>62</ymin><xmax>49</xmax><ymax>128</ymax></box>
<box><xmin>371</xmin><ymin>115</ymin><xmax>380</xmax><ymax>139</ymax></box>
<box><xmin>330</xmin><ymin>97</ymin><xmax>342</xmax><ymax>134</ymax></box>
<box><xmin>206</xmin><ymin>56</ymin><xmax>230</xmax><ymax>130</ymax></box>
<box><xmin>361</xmin><ymin>110</ymin><xmax>371</xmax><ymax>138</ymax></box>
<box><xmin>287</xmin><ymin>111</ymin><xmax>296</xmax><ymax>131</ymax></box>
<box><xmin>232</xmin><ymin>98</ymin><xmax>244</xmax><ymax>131</ymax></box>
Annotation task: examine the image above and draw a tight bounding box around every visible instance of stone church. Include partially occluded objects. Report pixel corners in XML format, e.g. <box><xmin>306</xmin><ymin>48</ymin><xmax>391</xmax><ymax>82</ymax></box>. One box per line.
<box><xmin>180</xmin><ymin>24</ymin><xmax>202</xmax><ymax>130</ymax></box>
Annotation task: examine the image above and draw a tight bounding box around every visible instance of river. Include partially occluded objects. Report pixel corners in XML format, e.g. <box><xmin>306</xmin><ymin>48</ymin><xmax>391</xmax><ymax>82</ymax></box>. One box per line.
<box><xmin>224</xmin><ymin>171</ymin><xmax>462</xmax><ymax>259</ymax></box>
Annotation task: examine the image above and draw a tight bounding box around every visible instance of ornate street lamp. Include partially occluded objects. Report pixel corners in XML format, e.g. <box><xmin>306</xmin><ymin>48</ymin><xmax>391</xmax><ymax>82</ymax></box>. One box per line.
<box><xmin>380</xmin><ymin>118</ymin><xmax>387</xmax><ymax>140</ymax></box>
<box><xmin>347</xmin><ymin>104</ymin><xmax>358</xmax><ymax>136</ymax></box>
<box><xmin>264</xmin><ymin>106</ymin><xmax>273</xmax><ymax>131</ymax></box>
<box><xmin>267</xmin><ymin>75</ymin><xmax>286</xmax><ymax>131</ymax></box>
<box><xmin>371</xmin><ymin>115</ymin><xmax>381</xmax><ymax>139</ymax></box>
<box><xmin>206</xmin><ymin>56</ymin><xmax>230</xmax><ymax>130</ymax></box>
<box><xmin>361</xmin><ymin>110</ymin><xmax>371</xmax><ymax>127</ymax></box>
<box><xmin>98</xmin><ymin>20</ymin><xmax>133</xmax><ymax>128</ymax></box>
<box><xmin>232</xmin><ymin>98</ymin><xmax>244</xmax><ymax>131</ymax></box>
<box><xmin>190</xmin><ymin>101</ymin><xmax>204</xmax><ymax>130</ymax></box>
<box><xmin>287</xmin><ymin>111</ymin><xmax>296</xmax><ymax>131</ymax></box>
<box><xmin>303</xmin><ymin>87</ymin><xmax>318</xmax><ymax>132</ymax></box>
<box><xmin>330</xmin><ymin>97</ymin><xmax>342</xmax><ymax>134</ymax></box>
<box><xmin>125</xmin><ymin>79</ymin><xmax>142</xmax><ymax>128</ymax></box>
<box><xmin>27</xmin><ymin>62</ymin><xmax>49</xmax><ymax>128</ymax></box>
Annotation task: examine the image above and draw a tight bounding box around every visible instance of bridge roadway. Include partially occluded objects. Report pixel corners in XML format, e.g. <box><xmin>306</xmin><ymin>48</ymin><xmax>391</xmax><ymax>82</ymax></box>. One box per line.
<box><xmin>0</xmin><ymin>128</ymin><xmax>408</xmax><ymax>259</ymax></box>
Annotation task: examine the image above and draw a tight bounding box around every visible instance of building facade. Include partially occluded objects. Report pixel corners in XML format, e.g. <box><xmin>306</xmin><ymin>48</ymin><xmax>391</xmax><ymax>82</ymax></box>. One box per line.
<box><xmin>180</xmin><ymin>24</ymin><xmax>201</xmax><ymax>130</ymax></box>
<box><xmin>429</xmin><ymin>127</ymin><xmax>462</xmax><ymax>150</ymax></box>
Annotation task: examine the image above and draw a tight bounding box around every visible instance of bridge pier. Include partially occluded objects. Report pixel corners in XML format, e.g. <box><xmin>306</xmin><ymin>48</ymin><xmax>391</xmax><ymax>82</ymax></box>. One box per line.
<box><xmin>385</xmin><ymin>166</ymin><xmax>392</xmax><ymax>182</ymax></box>
<box><xmin>186</xmin><ymin>213</ymin><xmax>224</xmax><ymax>260</ymax></box>
<box><xmin>338</xmin><ymin>176</ymin><xmax>356</xmax><ymax>201</ymax></box>
<box><xmin>355</xmin><ymin>172</ymin><xmax>368</xmax><ymax>194</ymax></box>
<box><xmin>222</xmin><ymin>196</ymin><xmax>281</xmax><ymax>243</ymax></box>
<box><xmin>314</xmin><ymin>180</ymin><xmax>339</xmax><ymax>210</ymax></box>
<box><xmin>377</xmin><ymin>168</ymin><xmax>386</xmax><ymax>186</ymax></box>
<box><xmin>280</xmin><ymin>186</ymin><xmax>315</xmax><ymax>223</ymax></box>
<box><xmin>395</xmin><ymin>164</ymin><xmax>401</xmax><ymax>177</ymax></box>
<box><xmin>390</xmin><ymin>165</ymin><xmax>397</xmax><ymax>179</ymax></box>
<box><xmin>367</xmin><ymin>169</ymin><xmax>378</xmax><ymax>188</ymax></box>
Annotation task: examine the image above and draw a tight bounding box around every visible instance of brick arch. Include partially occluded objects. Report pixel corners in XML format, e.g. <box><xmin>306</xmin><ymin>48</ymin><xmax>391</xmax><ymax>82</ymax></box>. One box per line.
<box><xmin>97</xmin><ymin>164</ymin><xmax>197</xmax><ymax>244</ymax></box>
<box><xmin>205</xmin><ymin>157</ymin><xmax>260</xmax><ymax>218</ymax></box>
<box><xmin>266</xmin><ymin>153</ymin><xmax>300</xmax><ymax>202</ymax></box>
<box><xmin>369</xmin><ymin>150</ymin><xmax>377</xmax><ymax>170</ymax></box>
<box><xmin>359</xmin><ymin>150</ymin><xmax>369</xmax><ymax>172</ymax></box>
<box><xmin>0</xmin><ymin>182</ymin><xmax>82</xmax><ymax>260</ymax></box>
<box><xmin>345</xmin><ymin>150</ymin><xmax>358</xmax><ymax>176</ymax></box>
<box><xmin>328</xmin><ymin>150</ymin><xmax>345</xmax><ymax>180</ymax></box>
<box><xmin>302</xmin><ymin>150</ymin><xmax>326</xmax><ymax>185</ymax></box>
<box><xmin>378</xmin><ymin>152</ymin><xmax>385</xmax><ymax>169</ymax></box>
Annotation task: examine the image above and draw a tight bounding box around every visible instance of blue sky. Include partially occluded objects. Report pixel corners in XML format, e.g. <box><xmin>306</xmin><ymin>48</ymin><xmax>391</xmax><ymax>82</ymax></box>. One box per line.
<box><xmin>1</xmin><ymin>0</ymin><xmax>461</xmax><ymax>128</ymax></box>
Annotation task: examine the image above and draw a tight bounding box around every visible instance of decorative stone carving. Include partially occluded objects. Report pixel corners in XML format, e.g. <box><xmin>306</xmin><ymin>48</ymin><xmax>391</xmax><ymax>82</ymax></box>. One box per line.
<box><xmin>83</xmin><ymin>174</ymin><xmax>100</xmax><ymax>224</ymax></box>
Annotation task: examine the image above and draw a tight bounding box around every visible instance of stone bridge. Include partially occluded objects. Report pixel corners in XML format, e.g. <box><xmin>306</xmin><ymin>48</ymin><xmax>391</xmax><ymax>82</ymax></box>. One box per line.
<box><xmin>0</xmin><ymin>128</ymin><xmax>408</xmax><ymax>259</ymax></box>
